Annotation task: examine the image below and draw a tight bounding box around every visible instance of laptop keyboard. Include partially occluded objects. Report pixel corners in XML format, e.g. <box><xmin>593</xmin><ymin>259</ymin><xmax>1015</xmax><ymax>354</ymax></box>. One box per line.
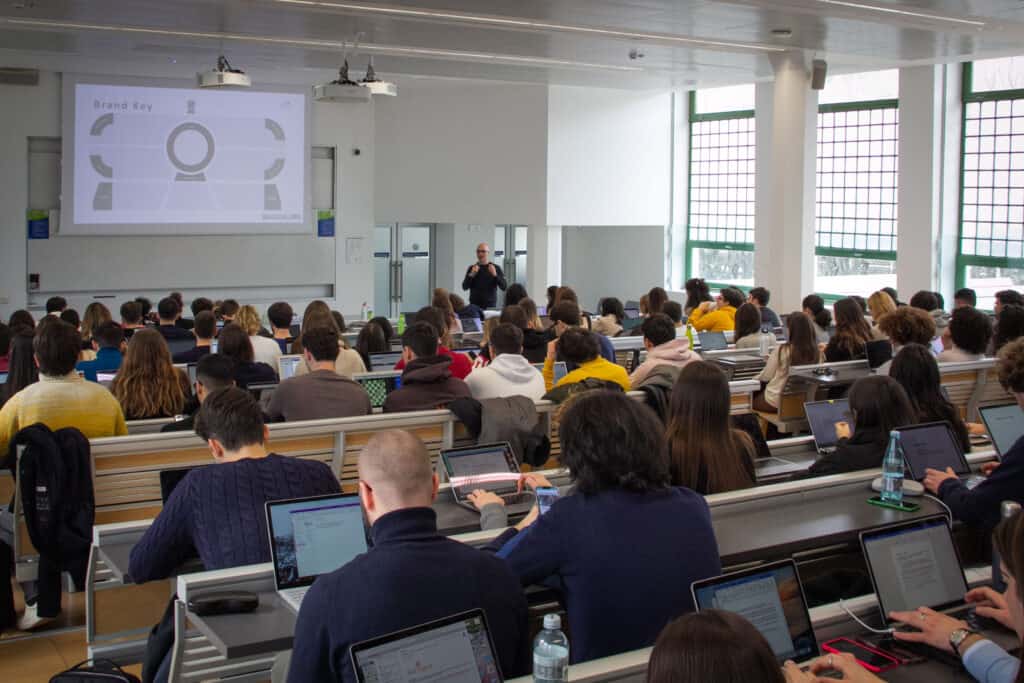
<box><xmin>947</xmin><ymin>606</ymin><xmax>1000</xmax><ymax>632</ymax></box>
<box><xmin>500</xmin><ymin>492</ymin><xmax>533</xmax><ymax>506</ymax></box>
<box><xmin>281</xmin><ymin>586</ymin><xmax>310</xmax><ymax>612</ymax></box>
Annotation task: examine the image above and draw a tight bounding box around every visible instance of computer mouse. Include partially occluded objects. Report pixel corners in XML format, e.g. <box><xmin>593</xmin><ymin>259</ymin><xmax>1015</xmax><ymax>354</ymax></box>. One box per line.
<box><xmin>870</xmin><ymin>478</ymin><xmax>924</xmax><ymax>497</ymax></box>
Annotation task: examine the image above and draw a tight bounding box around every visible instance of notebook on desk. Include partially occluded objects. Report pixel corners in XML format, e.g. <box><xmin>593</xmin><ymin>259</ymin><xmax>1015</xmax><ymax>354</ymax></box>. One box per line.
<box><xmin>266</xmin><ymin>493</ymin><xmax>367</xmax><ymax>613</ymax></box>
<box><xmin>350</xmin><ymin>609</ymin><xmax>504</xmax><ymax>683</ymax></box>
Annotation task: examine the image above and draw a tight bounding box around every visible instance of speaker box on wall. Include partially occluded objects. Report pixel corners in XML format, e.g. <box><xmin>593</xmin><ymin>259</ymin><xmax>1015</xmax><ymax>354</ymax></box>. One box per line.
<box><xmin>811</xmin><ymin>60</ymin><xmax>827</xmax><ymax>90</ymax></box>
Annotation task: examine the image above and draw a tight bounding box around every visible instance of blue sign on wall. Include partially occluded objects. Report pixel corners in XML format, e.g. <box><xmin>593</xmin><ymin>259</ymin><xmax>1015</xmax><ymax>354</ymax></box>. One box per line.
<box><xmin>27</xmin><ymin>210</ymin><xmax>49</xmax><ymax>239</ymax></box>
<box><xmin>317</xmin><ymin>210</ymin><xmax>335</xmax><ymax>237</ymax></box>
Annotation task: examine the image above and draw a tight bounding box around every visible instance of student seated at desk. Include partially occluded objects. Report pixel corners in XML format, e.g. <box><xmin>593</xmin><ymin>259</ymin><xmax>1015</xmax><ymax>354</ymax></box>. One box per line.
<box><xmin>0</xmin><ymin>331</ymin><xmax>36</xmax><ymax>408</ymax></box>
<box><xmin>748</xmin><ymin>286</ymin><xmax>782</xmax><ymax>329</ymax></box>
<box><xmin>155</xmin><ymin>297</ymin><xmax>193</xmax><ymax>343</ymax></box>
<box><xmin>292</xmin><ymin>301</ymin><xmax>367</xmax><ymax>378</ymax></box>
<box><xmin>172</xmin><ymin>310</ymin><xmax>216</xmax><ymax>364</ymax></box>
<box><xmin>354</xmin><ymin>321</ymin><xmax>387</xmax><ymax>370</ymax></box>
<box><xmin>500</xmin><ymin>303</ymin><xmax>548</xmax><ymax>364</ymax></box>
<box><xmin>753</xmin><ymin>312</ymin><xmax>822</xmax><ymax>414</ymax></box>
<box><xmin>592</xmin><ymin>297</ymin><xmax>624</xmax><ymax>337</ymax></box>
<box><xmin>450</xmin><ymin>290</ymin><xmax>484</xmax><ymax>322</ymax></box>
<box><xmin>993</xmin><ymin>305</ymin><xmax>1024</xmax><ymax>355</ymax></box>
<box><xmin>464</xmin><ymin>323</ymin><xmax>546</xmax><ymax>401</ymax></box>
<box><xmin>218</xmin><ymin>323</ymin><xmax>279</xmax><ymax>389</ymax></box>
<box><xmin>924</xmin><ymin>339</ymin><xmax>1024</xmax><ymax>530</ymax></box>
<box><xmin>938</xmin><ymin>306</ymin><xmax>993</xmax><ymax>363</ymax></box>
<box><xmin>161</xmin><ymin>354</ymin><xmax>235</xmax><ymax>433</ymax></box>
<box><xmin>383</xmin><ymin>322</ymin><xmax>471</xmax><ymax>413</ymax></box>
<box><xmin>237</xmin><ymin>304</ymin><xmax>282</xmax><ymax>368</ymax></box>
<box><xmin>266</xmin><ymin>326</ymin><xmax>371</xmax><ymax>422</ymax></box>
<box><xmin>118</xmin><ymin>301</ymin><xmax>145</xmax><ymax>341</ymax></box>
<box><xmin>547</xmin><ymin>300</ymin><xmax>616</xmax><ymax>366</ymax></box>
<box><xmin>392</xmin><ymin>306</ymin><xmax>472</xmax><ymax>380</ymax></box>
<box><xmin>130</xmin><ymin>387</ymin><xmax>340</xmax><ymax>582</ymax></box>
<box><xmin>75</xmin><ymin>321</ymin><xmax>123</xmax><ymax>382</ymax></box>
<box><xmin>168</xmin><ymin>291</ymin><xmax>192</xmax><ymax>330</ymax></box>
<box><xmin>876</xmin><ymin>306</ymin><xmax>936</xmax><ymax>374</ymax></box>
<box><xmin>288</xmin><ymin>430</ymin><xmax>530</xmax><ymax>683</ymax></box>
<box><xmin>824</xmin><ymin>298</ymin><xmax>873</xmax><ymax>363</ymax></box>
<box><xmin>683</xmin><ymin>278</ymin><xmax>713</xmax><ymax>318</ymax></box>
<box><xmin>799</xmin><ymin>375</ymin><xmax>916</xmax><ymax>478</ymax></box>
<box><xmin>111</xmin><ymin>329</ymin><xmax>192</xmax><ymax>419</ymax></box>
<box><xmin>665</xmin><ymin>362</ymin><xmax>756</xmax><ymax>495</ymax></box>
<box><xmin>890</xmin><ymin>343</ymin><xmax>972</xmax><ymax>453</ymax></box>
<box><xmin>803</xmin><ymin>294</ymin><xmax>833</xmax><ymax>345</ymax></box>
<box><xmin>733</xmin><ymin>303</ymin><xmax>773</xmax><ymax>351</ymax></box>
<box><xmin>478</xmin><ymin>392</ymin><xmax>721</xmax><ymax>664</ymax></box>
<box><xmin>868</xmin><ymin>290</ymin><xmax>898</xmax><ymax>340</ymax></box>
<box><xmin>688</xmin><ymin>287</ymin><xmax>742</xmax><ymax>332</ymax></box>
<box><xmin>662</xmin><ymin>300</ymin><xmax>685</xmax><ymax>332</ymax></box>
<box><xmin>630</xmin><ymin>314</ymin><xmax>698</xmax><ymax>389</ymax></box>
<box><xmin>543</xmin><ymin>328</ymin><xmax>630</xmax><ymax>393</ymax></box>
<box><xmin>267</xmin><ymin>301</ymin><xmax>294</xmax><ymax>354</ymax></box>
<box><xmin>884</xmin><ymin>513</ymin><xmax>1024</xmax><ymax>683</ymax></box>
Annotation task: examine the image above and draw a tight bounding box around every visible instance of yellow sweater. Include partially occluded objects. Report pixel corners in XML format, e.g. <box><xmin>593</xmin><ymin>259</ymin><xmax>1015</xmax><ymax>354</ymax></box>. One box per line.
<box><xmin>0</xmin><ymin>373</ymin><xmax>128</xmax><ymax>456</ymax></box>
<box><xmin>688</xmin><ymin>304</ymin><xmax>737</xmax><ymax>332</ymax></box>
<box><xmin>543</xmin><ymin>356</ymin><xmax>631</xmax><ymax>393</ymax></box>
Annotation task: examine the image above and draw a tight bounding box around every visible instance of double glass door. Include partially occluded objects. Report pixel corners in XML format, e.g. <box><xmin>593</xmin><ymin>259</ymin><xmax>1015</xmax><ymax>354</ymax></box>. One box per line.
<box><xmin>494</xmin><ymin>225</ymin><xmax>528</xmax><ymax>300</ymax></box>
<box><xmin>374</xmin><ymin>223</ymin><xmax>434</xmax><ymax>318</ymax></box>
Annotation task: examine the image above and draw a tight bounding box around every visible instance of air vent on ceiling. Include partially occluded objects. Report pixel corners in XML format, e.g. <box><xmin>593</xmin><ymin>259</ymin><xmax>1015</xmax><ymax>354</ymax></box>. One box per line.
<box><xmin>0</xmin><ymin>67</ymin><xmax>39</xmax><ymax>86</ymax></box>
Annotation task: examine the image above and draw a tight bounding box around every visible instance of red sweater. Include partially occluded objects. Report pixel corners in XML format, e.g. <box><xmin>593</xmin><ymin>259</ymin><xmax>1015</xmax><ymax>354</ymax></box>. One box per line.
<box><xmin>394</xmin><ymin>345</ymin><xmax>473</xmax><ymax>380</ymax></box>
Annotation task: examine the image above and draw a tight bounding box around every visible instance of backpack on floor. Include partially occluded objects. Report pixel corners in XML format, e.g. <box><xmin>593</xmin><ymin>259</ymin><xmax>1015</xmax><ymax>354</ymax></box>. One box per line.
<box><xmin>50</xmin><ymin>659</ymin><xmax>141</xmax><ymax>683</ymax></box>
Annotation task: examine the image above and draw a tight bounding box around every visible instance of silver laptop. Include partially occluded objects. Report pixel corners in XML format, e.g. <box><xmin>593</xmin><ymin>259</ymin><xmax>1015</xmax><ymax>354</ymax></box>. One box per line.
<box><xmin>979</xmin><ymin>403</ymin><xmax>1024</xmax><ymax>457</ymax></box>
<box><xmin>369</xmin><ymin>350</ymin><xmax>403</xmax><ymax>372</ymax></box>
<box><xmin>804</xmin><ymin>399</ymin><xmax>850</xmax><ymax>455</ymax></box>
<box><xmin>698</xmin><ymin>331</ymin><xmax>728</xmax><ymax>351</ymax></box>
<box><xmin>265</xmin><ymin>493</ymin><xmax>367</xmax><ymax>612</ymax></box>
<box><xmin>532</xmin><ymin>361</ymin><xmax>568</xmax><ymax>385</ymax></box>
<box><xmin>277</xmin><ymin>354</ymin><xmax>304</xmax><ymax>381</ymax></box>
<box><xmin>353</xmin><ymin>371</ymin><xmax>402</xmax><ymax>410</ymax></box>
<box><xmin>440</xmin><ymin>442</ymin><xmax>534</xmax><ymax>516</ymax></box>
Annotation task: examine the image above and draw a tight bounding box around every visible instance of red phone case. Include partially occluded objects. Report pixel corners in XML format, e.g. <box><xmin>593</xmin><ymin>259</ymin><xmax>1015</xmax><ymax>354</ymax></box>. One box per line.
<box><xmin>822</xmin><ymin>637</ymin><xmax>901</xmax><ymax>673</ymax></box>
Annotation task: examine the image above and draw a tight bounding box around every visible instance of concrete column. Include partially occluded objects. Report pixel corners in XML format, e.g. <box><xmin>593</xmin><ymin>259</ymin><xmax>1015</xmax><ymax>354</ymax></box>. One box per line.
<box><xmin>754</xmin><ymin>54</ymin><xmax>819</xmax><ymax>311</ymax></box>
<box><xmin>669</xmin><ymin>90</ymin><xmax>690</xmax><ymax>291</ymax></box>
<box><xmin>527</xmin><ymin>224</ymin><xmax>562</xmax><ymax>300</ymax></box>
<box><xmin>897</xmin><ymin>64</ymin><xmax>961</xmax><ymax>304</ymax></box>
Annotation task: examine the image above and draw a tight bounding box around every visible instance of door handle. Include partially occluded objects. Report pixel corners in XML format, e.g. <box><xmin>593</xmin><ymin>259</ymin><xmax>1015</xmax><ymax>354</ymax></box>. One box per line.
<box><xmin>391</xmin><ymin>262</ymin><xmax>399</xmax><ymax>302</ymax></box>
<box><xmin>397</xmin><ymin>261</ymin><xmax>404</xmax><ymax>299</ymax></box>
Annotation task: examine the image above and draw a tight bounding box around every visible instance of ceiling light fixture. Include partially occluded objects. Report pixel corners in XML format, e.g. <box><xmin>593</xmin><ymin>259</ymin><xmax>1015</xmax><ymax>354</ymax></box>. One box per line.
<box><xmin>197</xmin><ymin>54</ymin><xmax>251</xmax><ymax>88</ymax></box>
<box><xmin>271</xmin><ymin>0</ymin><xmax>789</xmax><ymax>52</ymax></box>
<box><xmin>0</xmin><ymin>17</ymin><xmax>646</xmax><ymax>72</ymax></box>
<box><xmin>816</xmin><ymin>0</ymin><xmax>985</xmax><ymax>28</ymax></box>
<box><xmin>313</xmin><ymin>58</ymin><xmax>371</xmax><ymax>101</ymax></box>
<box><xmin>361</xmin><ymin>57</ymin><xmax>397</xmax><ymax>96</ymax></box>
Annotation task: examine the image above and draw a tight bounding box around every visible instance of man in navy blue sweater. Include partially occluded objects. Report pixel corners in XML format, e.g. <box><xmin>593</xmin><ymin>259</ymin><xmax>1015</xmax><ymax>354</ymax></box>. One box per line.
<box><xmin>287</xmin><ymin>430</ymin><xmax>530</xmax><ymax>683</ymax></box>
<box><xmin>925</xmin><ymin>338</ymin><xmax>1024</xmax><ymax>529</ymax></box>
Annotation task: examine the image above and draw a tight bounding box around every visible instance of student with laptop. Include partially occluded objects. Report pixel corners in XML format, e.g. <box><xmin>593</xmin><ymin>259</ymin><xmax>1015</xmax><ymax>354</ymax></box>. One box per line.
<box><xmin>499</xmin><ymin>303</ymin><xmax>548</xmax><ymax>364</ymax></box>
<box><xmin>155</xmin><ymin>297</ymin><xmax>193</xmax><ymax>343</ymax></box>
<box><xmin>547</xmin><ymin>300</ymin><xmax>616</xmax><ymax>365</ymax></box>
<box><xmin>924</xmin><ymin>338</ymin><xmax>1024</xmax><ymax>529</ymax></box>
<box><xmin>799</xmin><ymin>375</ymin><xmax>917</xmax><ymax>478</ymax></box>
<box><xmin>75</xmin><ymin>321</ymin><xmax>124</xmax><ymax>382</ymax></box>
<box><xmin>267</xmin><ymin>301</ymin><xmax>294</xmax><ymax>353</ymax></box>
<box><xmin>218</xmin><ymin>323</ymin><xmax>279</xmax><ymax>389</ymax></box>
<box><xmin>688</xmin><ymin>287</ymin><xmax>743</xmax><ymax>332</ymax></box>
<box><xmin>890</xmin><ymin>343</ymin><xmax>973</xmax><ymax>453</ymax></box>
<box><xmin>111</xmin><ymin>329</ymin><xmax>192</xmax><ymax>420</ymax></box>
<box><xmin>483</xmin><ymin>392</ymin><xmax>721</xmax><ymax>664</ymax></box>
<box><xmin>392</xmin><ymin>306</ymin><xmax>473</xmax><ymax>380</ymax></box>
<box><xmin>629</xmin><ymin>314</ymin><xmax>698</xmax><ymax>389</ymax></box>
<box><xmin>172</xmin><ymin>310</ymin><xmax>216</xmax><ymax>364</ymax></box>
<box><xmin>464</xmin><ymin>323</ymin><xmax>546</xmax><ymax>401</ymax></box>
<box><xmin>161</xmin><ymin>354</ymin><xmax>235</xmax><ymax>433</ymax></box>
<box><xmin>291</xmin><ymin>301</ymin><xmax>367</xmax><ymax>378</ymax></box>
<box><xmin>265</xmin><ymin>326</ymin><xmax>371</xmax><ymax>422</ymax></box>
<box><xmin>383</xmin><ymin>322</ymin><xmax>471</xmax><ymax>413</ymax></box>
<box><xmin>754</xmin><ymin>313</ymin><xmax>822</xmax><ymax>414</ymax></box>
<box><xmin>287</xmin><ymin>430</ymin><xmax>530</xmax><ymax>682</ymax></box>
<box><xmin>938</xmin><ymin>305</ymin><xmax>993</xmax><ymax>363</ymax></box>
<box><xmin>749</xmin><ymin>286</ymin><xmax>783</xmax><ymax>329</ymax></box>
<box><xmin>542</xmin><ymin>328</ymin><xmax>630</xmax><ymax>393</ymax></box>
<box><xmin>237</xmin><ymin>304</ymin><xmax>283</xmax><ymax>368</ymax></box>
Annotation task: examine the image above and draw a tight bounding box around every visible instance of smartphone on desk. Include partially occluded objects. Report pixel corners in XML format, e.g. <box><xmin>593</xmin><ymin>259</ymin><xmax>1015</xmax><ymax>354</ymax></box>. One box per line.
<box><xmin>822</xmin><ymin>637</ymin><xmax>901</xmax><ymax>673</ymax></box>
<box><xmin>536</xmin><ymin>487</ymin><xmax>559</xmax><ymax>515</ymax></box>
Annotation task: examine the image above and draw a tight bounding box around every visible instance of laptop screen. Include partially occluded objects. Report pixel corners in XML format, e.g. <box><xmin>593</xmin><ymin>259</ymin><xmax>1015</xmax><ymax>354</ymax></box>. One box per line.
<box><xmin>532</xmin><ymin>362</ymin><xmax>568</xmax><ymax>385</ymax></box>
<box><xmin>442</xmin><ymin>443</ymin><xmax>520</xmax><ymax>500</ymax></box>
<box><xmin>899</xmin><ymin>422</ymin><xmax>970</xmax><ymax>480</ymax></box>
<box><xmin>624</xmin><ymin>308</ymin><xmax>640</xmax><ymax>320</ymax></box>
<box><xmin>461</xmin><ymin>318</ymin><xmax>482</xmax><ymax>333</ymax></box>
<box><xmin>159</xmin><ymin>467</ymin><xmax>196</xmax><ymax>504</ymax></box>
<box><xmin>980</xmin><ymin>403</ymin><xmax>1024</xmax><ymax>457</ymax></box>
<box><xmin>861</xmin><ymin>516</ymin><xmax>968</xmax><ymax>620</ymax></box>
<box><xmin>370</xmin><ymin>351</ymin><xmax>403</xmax><ymax>372</ymax></box>
<box><xmin>96</xmin><ymin>371</ymin><xmax>118</xmax><ymax>385</ymax></box>
<box><xmin>278</xmin><ymin>355</ymin><xmax>303</xmax><ymax>381</ymax></box>
<box><xmin>692</xmin><ymin>560</ymin><xmax>818</xmax><ymax>665</ymax></box>
<box><xmin>804</xmin><ymin>399</ymin><xmax>850</xmax><ymax>450</ymax></box>
<box><xmin>267</xmin><ymin>494</ymin><xmax>367</xmax><ymax>591</ymax></box>
<box><xmin>351</xmin><ymin>610</ymin><xmax>503</xmax><ymax>683</ymax></box>
<box><xmin>698</xmin><ymin>331</ymin><xmax>728</xmax><ymax>351</ymax></box>
<box><xmin>355</xmin><ymin>374</ymin><xmax>402</xmax><ymax>409</ymax></box>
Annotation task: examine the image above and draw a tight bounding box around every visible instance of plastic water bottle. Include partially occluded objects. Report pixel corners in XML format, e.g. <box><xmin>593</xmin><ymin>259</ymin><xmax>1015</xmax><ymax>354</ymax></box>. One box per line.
<box><xmin>533</xmin><ymin>613</ymin><xmax>569</xmax><ymax>683</ymax></box>
<box><xmin>360</xmin><ymin>302</ymin><xmax>368</xmax><ymax>321</ymax></box>
<box><xmin>685</xmin><ymin>324</ymin><xmax>695</xmax><ymax>350</ymax></box>
<box><xmin>993</xmin><ymin>501</ymin><xmax>1021</xmax><ymax>591</ymax></box>
<box><xmin>880</xmin><ymin>430</ymin><xmax>904</xmax><ymax>504</ymax></box>
<box><xmin>758</xmin><ymin>331</ymin><xmax>771</xmax><ymax>357</ymax></box>
<box><xmin>397</xmin><ymin>313</ymin><xmax>406</xmax><ymax>335</ymax></box>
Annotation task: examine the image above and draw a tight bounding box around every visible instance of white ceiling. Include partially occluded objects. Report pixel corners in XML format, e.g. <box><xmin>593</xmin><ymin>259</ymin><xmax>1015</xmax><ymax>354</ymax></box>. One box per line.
<box><xmin>1</xmin><ymin>0</ymin><xmax>1024</xmax><ymax>88</ymax></box>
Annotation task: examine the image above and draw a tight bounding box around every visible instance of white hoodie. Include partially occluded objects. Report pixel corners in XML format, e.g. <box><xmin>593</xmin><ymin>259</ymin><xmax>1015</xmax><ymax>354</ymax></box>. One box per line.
<box><xmin>465</xmin><ymin>353</ymin><xmax>547</xmax><ymax>401</ymax></box>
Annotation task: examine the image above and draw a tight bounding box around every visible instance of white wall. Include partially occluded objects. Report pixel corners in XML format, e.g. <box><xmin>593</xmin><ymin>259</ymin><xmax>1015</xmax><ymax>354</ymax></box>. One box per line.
<box><xmin>0</xmin><ymin>70</ymin><xmax>375</xmax><ymax>319</ymax></box>
<box><xmin>374</xmin><ymin>80</ymin><xmax>547</xmax><ymax>226</ymax></box>
<box><xmin>547</xmin><ymin>86</ymin><xmax>672</xmax><ymax>227</ymax></box>
<box><xmin>560</xmin><ymin>225</ymin><xmax>666</xmax><ymax>311</ymax></box>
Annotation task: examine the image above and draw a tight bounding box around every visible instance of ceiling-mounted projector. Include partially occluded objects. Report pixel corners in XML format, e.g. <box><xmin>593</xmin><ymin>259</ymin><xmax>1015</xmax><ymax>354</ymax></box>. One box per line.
<box><xmin>361</xmin><ymin>58</ymin><xmax>397</xmax><ymax>97</ymax></box>
<box><xmin>198</xmin><ymin>55</ymin><xmax>251</xmax><ymax>88</ymax></box>
<box><xmin>314</xmin><ymin>60</ymin><xmax>371</xmax><ymax>102</ymax></box>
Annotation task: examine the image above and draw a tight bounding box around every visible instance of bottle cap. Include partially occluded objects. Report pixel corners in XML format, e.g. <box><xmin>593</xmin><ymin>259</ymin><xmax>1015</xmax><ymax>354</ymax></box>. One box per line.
<box><xmin>543</xmin><ymin>613</ymin><xmax>562</xmax><ymax>630</ymax></box>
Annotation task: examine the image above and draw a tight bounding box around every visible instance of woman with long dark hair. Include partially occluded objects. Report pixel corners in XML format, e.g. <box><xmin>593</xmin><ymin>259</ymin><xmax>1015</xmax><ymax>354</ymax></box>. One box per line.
<box><xmin>648</xmin><ymin>287</ymin><xmax>669</xmax><ymax>316</ymax></box>
<box><xmin>993</xmin><ymin>305</ymin><xmax>1024</xmax><ymax>355</ymax></box>
<box><xmin>217</xmin><ymin>324</ymin><xmax>278</xmax><ymax>390</ymax></box>
<box><xmin>733</xmin><ymin>303</ymin><xmax>768</xmax><ymax>350</ymax></box>
<box><xmin>890</xmin><ymin>343</ymin><xmax>971</xmax><ymax>453</ymax></box>
<box><xmin>754</xmin><ymin>313</ymin><xmax>822</xmax><ymax>413</ymax></box>
<box><xmin>354</xmin><ymin>322</ymin><xmax>387</xmax><ymax>371</ymax></box>
<box><xmin>824</xmin><ymin>298</ymin><xmax>873</xmax><ymax>362</ymax></box>
<box><xmin>0</xmin><ymin>331</ymin><xmax>38</xmax><ymax>408</ymax></box>
<box><xmin>665</xmin><ymin>362</ymin><xmax>757</xmax><ymax>494</ymax></box>
<box><xmin>683</xmin><ymin>278</ymin><xmax>712</xmax><ymax>317</ymax></box>
<box><xmin>111</xmin><ymin>329</ymin><xmax>191</xmax><ymax>419</ymax></box>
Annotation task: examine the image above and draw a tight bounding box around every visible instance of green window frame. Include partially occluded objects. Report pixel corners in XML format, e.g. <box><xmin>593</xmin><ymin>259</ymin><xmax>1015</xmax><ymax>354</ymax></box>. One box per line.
<box><xmin>686</xmin><ymin>91</ymin><xmax>755</xmax><ymax>289</ymax></box>
<box><xmin>957</xmin><ymin>62</ymin><xmax>1024</xmax><ymax>301</ymax></box>
<box><xmin>814</xmin><ymin>98</ymin><xmax>899</xmax><ymax>298</ymax></box>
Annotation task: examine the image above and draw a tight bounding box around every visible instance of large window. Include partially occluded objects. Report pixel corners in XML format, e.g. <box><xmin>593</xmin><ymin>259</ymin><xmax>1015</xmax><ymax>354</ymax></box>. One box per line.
<box><xmin>814</xmin><ymin>70</ymin><xmax>899</xmax><ymax>297</ymax></box>
<box><xmin>687</xmin><ymin>84</ymin><xmax>755</xmax><ymax>288</ymax></box>
<box><xmin>959</xmin><ymin>57</ymin><xmax>1024</xmax><ymax>310</ymax></box>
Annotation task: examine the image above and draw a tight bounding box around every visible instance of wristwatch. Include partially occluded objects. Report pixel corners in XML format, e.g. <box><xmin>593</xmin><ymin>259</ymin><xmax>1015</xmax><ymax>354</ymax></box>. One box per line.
<box><xmin>949</xmin><ymin>628</ymin><xmax>977</xmax><ymax>656</ymax></box>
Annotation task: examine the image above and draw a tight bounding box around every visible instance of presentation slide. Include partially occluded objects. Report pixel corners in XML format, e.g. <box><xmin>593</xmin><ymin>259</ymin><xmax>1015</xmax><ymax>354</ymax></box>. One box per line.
<box><xmin>62</xmin><ymin>76</ymin><xmax>309</xmax><ymax>235</ymax></box>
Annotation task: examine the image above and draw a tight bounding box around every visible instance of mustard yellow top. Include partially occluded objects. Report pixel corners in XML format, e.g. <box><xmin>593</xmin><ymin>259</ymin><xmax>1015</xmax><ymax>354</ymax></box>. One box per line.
<box><xmin>543</xmin><ymin>356</ymin><xmax>631</xmax><ymax>393</ymax></box>
<box><xmin>688</xmin><ymin>304</ymin><xmax>737</xmax><ymax>332</ymax></box>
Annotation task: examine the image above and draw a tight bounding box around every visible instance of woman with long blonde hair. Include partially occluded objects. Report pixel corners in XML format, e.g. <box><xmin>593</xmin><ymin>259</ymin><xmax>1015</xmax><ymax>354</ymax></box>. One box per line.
<box><xmin>111</xmin><ymin>329</ymin><xmax>190</xmax><ymax>419</ymax></box>
<box><xmin>235</xmin><ymin>304</ymin><xmax>282</xmax><ymax>367</ymax></box>
<box><xmin>867</xmin><ymin>290</ymin><xmax>898</xmax><ymax>340</ymax></box>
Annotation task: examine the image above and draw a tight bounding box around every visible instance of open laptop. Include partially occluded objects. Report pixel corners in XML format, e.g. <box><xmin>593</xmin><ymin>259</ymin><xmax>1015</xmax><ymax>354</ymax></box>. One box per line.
<box><xmin>350</xmin><ymin>609</ymin><xmax>504</xmax><ymax>683</ymax></box>
<box><xmin>353</xmin><ymin>372</ymin><xmax>402</xmax><ymax>410</ymax></box>
<box><xmin>461</xmin><ymin>317</ymin><xmax>483</xmax><ymax>333</ymax></box>
<box><xmin>692</xmin><ymin>559</ymin><xmax>821</xmax><ymax>668</ymax></box>
<box><xmin>440</xmin><ymin>442</ymin><xmax>534</xmax><ymax>516</ymax></box>
<box><xmin>804</xmin><ymin>399</ymin><xmax>850</xmax><ymax>455</ymax></box>
<box><xmin>861</xmin><ymin>516</ymin><xmax>995</xmax><ymax>651</ymax></box>
<box><xmin>266</xmin><ymin>493</ymin><xmax>367</xmax><ymax>613</ymax></box>
<box><xmin>979</xmin><ymin>403</ymin><xmax>1024</xmax><ymax>457</ymax></box>
<box><xmin>159</xmin><ymin>467</ymin><xmax>196</xmax><ymax>503</ymax></box>
<box><xmin>532</xmin><ymin>361</ymin><xmax>568</xmax><ymax>385</ymax></box>
<box><xmin>166</xmin><ymin>337</ymin><xmax>195</xmax><ymax>357</ymax></box>
<box><xmin>698</xmin><ymin>331</ymin><xmax>728</xmax><ymax>351</ymax></box>
<box><xmin>623</xmin><ymin>307</ymin><xmax>641</xmax><ymax>320</ymax></box>
<box><xmin>369</xmin><ymin>350</ymin><xmax>403</xmax><ymax>372</ymax></box>
<box><xmin>866</xmin><ymin>339</ymin><xmax>893</xmax><ymax>371</ymax></box>
<box><xmin>277</xmin><ymin>354</ymin><xmax>303</xmax><ymax>381</ymax></box>
<box><xmin>899</xmin><ymin>421</ymin><xmax>983</xmax><ymax>489</ymax></box>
